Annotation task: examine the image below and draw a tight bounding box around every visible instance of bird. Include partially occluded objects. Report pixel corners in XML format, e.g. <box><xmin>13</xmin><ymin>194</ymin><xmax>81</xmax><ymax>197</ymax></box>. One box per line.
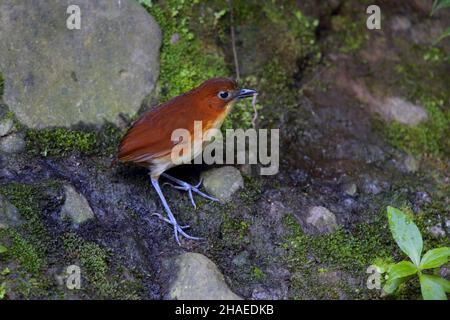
<box><xmin>116</xmin><ymin>77</ymin><xmax>257</xmax><ymax>245</ymax></box>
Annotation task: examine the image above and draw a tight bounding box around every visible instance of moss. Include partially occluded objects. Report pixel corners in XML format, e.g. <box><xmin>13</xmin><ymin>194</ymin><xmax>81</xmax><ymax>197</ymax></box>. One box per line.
<box><xmin>0</xmin><ymin>230</ymin><xmax>44</xmax><ymax>275</ymax></box>
<box><xmin>25</xmin><ymin>128</ymin><xmax>97</xmax><ymax>157</ymax></box>
<box><xmin>331</xmin><ymin>15</ymin><xmax>368</xmax><ymax>54</ymax></box>
<box><xmin>221</xmin><ymin>214</ymin><xmax>250</xmax><ymax>246</ymax></box>
<box><xmin>239</xmin><ymin>175</ymin><xmax>262</xmax><ymax>204</ymax></box>
<box><xmin>144</xmin><ymin>0</ymin><xmax>227</xmax><ymax>99</ymax></box>
<box><xmin>62</xmin><ymin>233</ymin><xmax>141</xmax><ymax>299</ymax></box>
<box><xmin>24</xmin><ymin>123</ymin><xmax>124</xmax><ymax>158</ymax></box>
<box><xmin>283</xmin><ymin>213</ymin><xmax>394</xmax><ymax>278</ymax></box>
<box><xmin>384</xmin><ymin>98</ymin><xmax>449</xmax><ymax>156</ymax></box>
<box><xmin>250</xmin><ymin>266</ymin><xmax>265</xmax><ymax>281</ymax></box>
<box><xmin>142</xmin><ymin>0</ymin><xmax>320</xmax><ymax>130</ymax></box>
<box><xmin>0</xmin><ymin>182</ymin><xmax>56</xmax><ymax>256</ymax></box>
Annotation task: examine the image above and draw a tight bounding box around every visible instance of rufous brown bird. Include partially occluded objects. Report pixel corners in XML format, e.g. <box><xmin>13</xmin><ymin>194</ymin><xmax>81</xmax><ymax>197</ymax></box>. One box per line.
<box><xmin>117</xmin><ymin>78</ymin><xmax>257</xmax><ymax>244</ymax></box>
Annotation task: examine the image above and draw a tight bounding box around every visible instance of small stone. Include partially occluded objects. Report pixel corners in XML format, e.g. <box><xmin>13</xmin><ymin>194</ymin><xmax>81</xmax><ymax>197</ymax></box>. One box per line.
<box><xmin>306</xmin><ymin>206</ymin><xmax>338</xmax><ymax>234</ymax></box>
<box><xmin>60</xmin><ymin>185</ymin><xmax>95</xmax><ymax>225</ymax></box>
<box><xmin>169</xmin><ymin>252</ymin><xmax>241</xmax><ymax>300</ymax></box>
<box><xmin>362</xmin><ymin>178</ymin><xmax>383</xmax><ymax>195</ymax></box>
<box><xmin>0</xmin><ymin>133</ymin><xmax>25</xmax><ymax>154</ymax></box>
<box><xmin>428</xmin><ymin>224</ymin><xmax>445</xmax><ymax>238</ymax></box>
<box><xmin>404</xmin><ymin>155</ymin><xmax>419</xmax><ymax>173</ymax></box>
<box><xmin>379</xmin><ymin>97</ymin><xmax>428</xmax><ymax>125</ymax></box>
<box><xmin>342</xmin><ymin>182</ymin><xmax>357</xmax><ymax>196</ymax></box>
<box><xmin>201</xmin><ymin>166</ymin><xmax>244</xmax><ymax>202</ymax></box>
<box><xmin>0</xmin><ymin>118</ymin><xmax>14</xmax><ymax>137</ymax></box>
<box><xmin>232</xmin><ymin>251</ymin><xmax>249</xmax><ymax>267</ymax></box>
<box><xmin>416</xmin><ymin>191</ymin><xmax>431</xmax><ymax>202</ymax></box>
<box><xmin>391</xmin><ymin>16</ymin><xmax>411</xmax><ymax>31</ymax></box>
<box><xmin>0</xmin><ymin>194</ymin><xmax>22</xmax><ymax>229</ymax></box>
<box><xmin>170</xmin><ymin>33</ymin><xmax>180</xmax><ymax>44</ymax></box>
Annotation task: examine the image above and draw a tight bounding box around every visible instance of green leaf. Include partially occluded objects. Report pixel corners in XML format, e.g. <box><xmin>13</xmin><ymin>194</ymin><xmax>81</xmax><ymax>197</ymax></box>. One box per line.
<box><xmin>383</xmin><ymin>276</ymin><xmax>410</xmax><ymax>295</ymax></box>
<box><xmin>420</xmin><ymin>247</ymin><xmax>450</xmax><ymax>270</ymax></box>
<box><xmin>431</xmin><ymin>0</ymin><xmax>450</xmax><ymax>15</ymax></box>
<box><xmin>0</xmin><ymin>245</ymin><xmax>7</xmax><ymax>254</ymax></box>
<box><xmin>419</xmin><ymin>274</ymin><xmax>448</xmax><ymax>300</ymax></box>
<box><xmin>432</xmin><ymin>277</ymin><xmax>450</xmax><ymax>293</ymax></box>
<box><xmin>433</xmin><ymin>27</ymin><xmax>450</xmax><ymax>44</ymax></box>
<box><xmin>0</xmin><ymin>283</ymin><xmax>6</xmax><ymax>300</ymax></box>
<box><xmin>387</xmin><ymin>206</ymin><xmax>423</xmax><ymax>266</ymax></box>
<box><xmin>389</xmin><ymin>261</ymin><xmax>418</xmax><ymax>279</ymax></box>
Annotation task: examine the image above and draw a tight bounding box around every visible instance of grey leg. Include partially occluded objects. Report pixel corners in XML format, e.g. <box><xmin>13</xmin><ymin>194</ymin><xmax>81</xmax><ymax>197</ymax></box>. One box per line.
<box><xmin>151</xmin><ymin>177</ymin><xmax>201</xmax><ymax>245</ymax></box>
<box><xmin>161</xmin><ymin>173</ymin><xmax>219</xmax><ymax>208</ymax></box>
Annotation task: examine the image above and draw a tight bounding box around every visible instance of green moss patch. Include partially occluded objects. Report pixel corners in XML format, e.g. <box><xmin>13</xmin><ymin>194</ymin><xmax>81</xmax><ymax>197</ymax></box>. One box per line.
<box><xmin>25</xmin><ymin>123</ymin><xmax>124</xmax><ymax>157</ymax></box>
<box><xmin>62</xmin><ymin>233</ymin><xmax>141</xmax><ymax>299</ymax></box>
<box><xmin>384</xmin><ymin>98</ymin><xmax>449</xmax><ymax>156</ymax></box>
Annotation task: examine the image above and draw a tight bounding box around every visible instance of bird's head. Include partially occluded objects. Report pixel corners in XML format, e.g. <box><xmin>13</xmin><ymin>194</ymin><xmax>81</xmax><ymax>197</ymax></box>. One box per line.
<box><xmin>192</xmin><ymin>77</ymin><xmax>257</xmax><ymax>112</ymax></box>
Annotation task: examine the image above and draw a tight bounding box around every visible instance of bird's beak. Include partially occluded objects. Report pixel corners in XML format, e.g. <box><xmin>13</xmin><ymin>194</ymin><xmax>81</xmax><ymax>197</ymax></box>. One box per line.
<box><xmin>236</xmin><ymin>88</ymin><xmax>257</xmax><ymax>99</ymax></box>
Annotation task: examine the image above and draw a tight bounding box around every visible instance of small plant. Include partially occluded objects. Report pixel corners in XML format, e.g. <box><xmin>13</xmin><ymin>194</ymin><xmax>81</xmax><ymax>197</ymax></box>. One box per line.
<box><xmin>431</xmin><ymin>0</ymin><xmax>450</xmax><ymax>43</ymax></box>
<box><xmin>0</xmin><ymin>245</ymin><xmax>7</xmax><ymax>300</ymax></box>
<box><xmin>380</xmin><ymin>207</ymin><xmax>449</xmax><ymax>300</ymax></box>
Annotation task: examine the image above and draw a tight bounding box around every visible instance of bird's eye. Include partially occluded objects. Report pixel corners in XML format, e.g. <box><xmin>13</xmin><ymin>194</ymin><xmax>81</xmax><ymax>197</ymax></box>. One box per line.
<box><xmin>218</xmin><ymin>91</ymin><xmax>230</xmax><ymax>100</ymax></box>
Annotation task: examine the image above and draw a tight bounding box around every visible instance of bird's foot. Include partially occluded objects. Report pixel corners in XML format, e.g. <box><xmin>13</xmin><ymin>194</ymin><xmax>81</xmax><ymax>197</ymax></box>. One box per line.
<box><xmin>152</xmin><ymin>212</ymin><xmax>202</xmax><ymax>244</ymax></box>
<box><xmin>151</xmin><ymin>177</ymin><xmax>202</xmax><ymax>246</ymax></box>
<box><xmin>162</xmin><ymin>173</ymin><xmax>219</xmax><ymax>209</ymax></box>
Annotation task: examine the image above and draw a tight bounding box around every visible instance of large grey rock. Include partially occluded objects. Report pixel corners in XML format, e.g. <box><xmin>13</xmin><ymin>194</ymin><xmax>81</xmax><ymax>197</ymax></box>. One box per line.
<box><xmin>306</xmin><ymin>206</ymin><xmax>338</xmax><ymax>234</ymax></box>
<box><xmin>60</xmin><ymin>184</ymin><xmax>94</xmax><ymax>225</ymax></box>
<box><xmin>169</xmin><ymin>252</ymin><xmax>241</xmax><ymax>300</ymax></box>
<box><xmin>0</xmin><ymin>0</ymin><xmax>161</xmax><ymax>128</ymax></box>
<box><xmin>0</xmin><ymin>194</ymin><xmax>23</xmax><ymax>229</ymax></box>
<box><xmin>201</xmin><ymin>166</ymin><xmax>244</xmax><ymax>202</ymax></box>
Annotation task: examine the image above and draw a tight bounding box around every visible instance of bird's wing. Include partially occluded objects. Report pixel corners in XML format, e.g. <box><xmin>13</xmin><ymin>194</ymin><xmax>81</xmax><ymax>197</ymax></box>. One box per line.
<box><xmin>117</xmin><ymin>100</ymin><xmax>196</xmax><ymax>165</ymax></box>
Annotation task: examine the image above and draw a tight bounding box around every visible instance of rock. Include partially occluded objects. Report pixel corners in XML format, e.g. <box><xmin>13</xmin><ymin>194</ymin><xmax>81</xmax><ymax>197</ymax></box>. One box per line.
<box><xmin>428</xmin><ymin>224</ymin><xmax>445</xmax><ymax>238</ymax></box>
<box><xmin>378</xmin><ymin>97</ymin><xmax>428</xmax><ymax>125</ymax></box>
<box><xmin>201</xmin><ymin>166</ymin><xmax>244</xmax><ymax>202</ymax></box>
<box><xmin>60</xmin><ymin>184</ymin><xmax>95</xmax><ymax>225</ymax></box>
<box><xmin>0</xmin><ymin>118</ymin><xmax>13</xmax><ymax>137</ymax></box>
<box><xmin>342</xmin><ymin>182</ymin><xmax>357</xmax><ymax>196</ymax></box>
<box><xmin>390</xmin><ymin>16</ymin><xmax>412</xmax><ymax>31</ymax></box>
<box><xmin>0</xmin><ymin>133</ymin><xmax>25</xmax><ymax>154</ymax></box>
<box><xmin>0</xmin><ymin>194</ymin><xmax>22</xmax><ymax>229</ymax></box>
<box><xmin>346</xmin><ymin>79</ymin><xmax>428</xmax><ymax>125</ymax></box>
<box><xmin>404</xmin><ymin>155</ymin><xmax>419</xmax><ymax>173</ymax></box>
<box><xmin>169</xmin><ymin>252</ymin><xmax>241</xmax><ymax>300</ymax></box>
<box><xmin>361</xmin><ymin>175</ymin><xmax>389</xmax><ymax>195</ymax></box>
<box><xmin>306</xmin><ymin>206</ymin><xmax>338</xmax><ymax>234</ymax></box>
<box><xmin>232</xmin><ymin>251</ymin><xmax>249</xmax><ymax>267</ymax></box>
<box><xmin>251</xmin><ymin>285</ymin><xmax>286</xmax><ymax>300</ymax></box>
<box><xmin>0</xmin><ymin>0</ymin><xmax>161</xmax><ymax>129</ymax></box>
